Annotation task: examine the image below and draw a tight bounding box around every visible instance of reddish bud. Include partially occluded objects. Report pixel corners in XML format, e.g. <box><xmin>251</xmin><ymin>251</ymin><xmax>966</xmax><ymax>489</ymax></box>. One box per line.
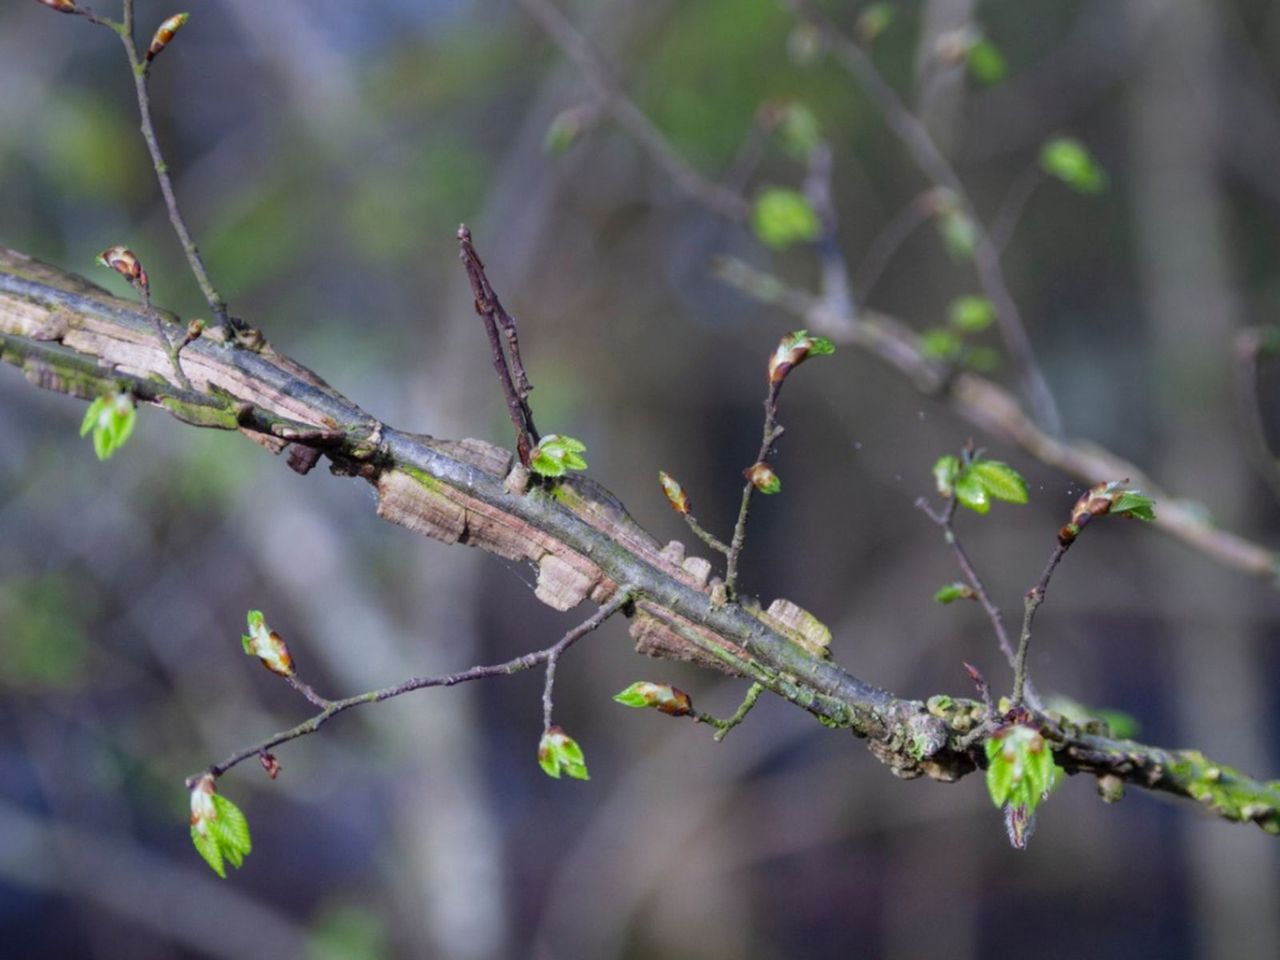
<box><xmin>658</xmin><ymin>471</ymin><xmax>690</xmax><ymax>514</ymax></box>
<box><xmin>146</xmin><ymin>13</ymin><xmax>190</xmax><ymax>63</ymax></box>
<box><xmin>37</xmin><ymin>0</ymin><xmax>80</xmax><ymax>13</ymax></box>
<box><xmin>258</xmin><ymin>751</ymin><xmax>281</xmax><ymax>780</ymax></box>
<box><xmin>97</xmin><ymin>246</ymin><xmax>149</xmax><ymax>292</ymax></box>
<box><xmin>745</xmin><ymin>461</ymin><xmax>781</xmax><ymax>495</ymax></box>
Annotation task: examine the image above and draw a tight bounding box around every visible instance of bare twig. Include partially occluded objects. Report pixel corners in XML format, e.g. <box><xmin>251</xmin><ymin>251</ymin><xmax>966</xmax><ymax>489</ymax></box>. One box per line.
<box><xmin>105</xmin><ymin>1</ymin><xmax>232</xmax><ymax>334</ymax></box>
<box><xmin>693</xmin><ymin>682</ymin><xmax>765</xmax><ymax>741</ymax></box>
<box><xmin>682</xmin><ymin>514</ymin><xmax>731</xmax><ymax>556</ymax></box>
<box><xmin>725</xmin><ymin>380</ymin><xmax>784</xmax><ymax>596</ymax></box>
<box><xmin>1234</xmin><ymin>326</ymin><xmax>1280</xmax><ymax>504</ymax></box>
<box><xmin>854</xmin><ymin>190</ymin><xmax>937</xmax><ymax>301</ymax></box>
<box><xmin>803</xmin><ymin>141</ymin><xmax>857</xmax><ymax>324</ymax></box>
<box><xmin>1011</xmin><ymin>541</ymin><xmax>1071</xmax><ymax>706</ymax></box>
<box><xmin>515</xmin><ymin>0</ymin><xmax>750</xmax><ymax>220</ymax></box>
<box><xmin>137</xmin><ymin>283</ymin><xmax>192</xmax><ymax>390</ymax></box>
<box><xmin>458</xmin><ymin>225</ymin><xmax>541</xmax><ymax>465</ymax></box>
<box><xmin>542</xmin><ymin>589</ymin><xmax>634</xmax><ymax>729</ymax></box>
<box><xmin>193</xmin><ymin>589</ymin><xmax>633</xmax><ymax>784</ymax></box>
<box><xmin>989</xmin><ymin>160</ymin><xmax>1048</xmax><ymax>255</ymax></box>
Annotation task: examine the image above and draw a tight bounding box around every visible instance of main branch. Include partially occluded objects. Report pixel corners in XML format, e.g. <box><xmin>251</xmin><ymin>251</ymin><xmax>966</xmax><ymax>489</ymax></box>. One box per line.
<box><xmin>2</xmin><ymin>247</ymin><xmax>1277</xmax><ymax>835</ymax></box>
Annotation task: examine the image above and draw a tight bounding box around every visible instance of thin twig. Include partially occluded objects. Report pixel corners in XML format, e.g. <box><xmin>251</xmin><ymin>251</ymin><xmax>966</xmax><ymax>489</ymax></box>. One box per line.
<box><xmin>803</xmin><ymin>141</ymin><xmax>857</xmax><ymax>325</ymax></box>
<box><xmin>1011</xmin><ymin>542</ymin><xmax>1071</xmax><ymax>706</ymax></box>
<box><xmin>137</xmin><ymin>284</ymin><xmax>192</xmax><ymax>390</ymax></box>
<box><xmin>989</xmin><ymin>161</ymin><xmax>1047</xmax><ymax>256</ymax></box>
<box><xmin>916</xmin><ymin>493</ymin><xmax>1041</xmax><ymax>709</ymax></box>
<box><xmin>692</xmin><ymin>682</ymin><xmax>765</xmax><ymax>741</ymax></box>
<box><xmin>284</xmin><ymin>675</ymin><xmax>332</xmax><ymax>710</ymax></box>
<box><xmin>725</xmin><ymin>381</ymin><xmax>784</xmax><ymax>596</ymax></box>
<box><xmin>713</xmin><ymin>258</ymin><xmax>1280</xmax><ymax>588</ymax></box>
<box><xmin>192</xmin><ymin>589</ymin><xmax>633</xmax><ymax>785</ymax></box>
<box><xmin>111</xmin><ymin>1</ymin><xmax>232</xmax><ymax>333</ymax></box>
<box><xmin>458</xmin><ymin>225</ymin><xmax>540</xmax><ymax>465</ymax></box>
<box><xmin>515</xmin><ymin>0</ymin><xmax>749</xmax><ymax>221</ymax></box>
<box><xmin>1234</xmin><ymin>327</ymin><xmax>1280</xmax><ymax>505</ymax></box>
<box><xmin>682</xmin><ymin>514</ymin><xmax>730</xmax><ymax>556</ymax></box>
<box><xmin>782</xmin><ymin>0</ymin><xmax>1061</xmax><ymax>435</ymax></box>
<box><xmin>541</xmin><ymin>589</ymin><xmax>633</xmax><ymax>730</ymax></box>
<box><xmin>853</xmin><ymin>190</ymin><xmax>937</xmax><ymax>302</ymax></box>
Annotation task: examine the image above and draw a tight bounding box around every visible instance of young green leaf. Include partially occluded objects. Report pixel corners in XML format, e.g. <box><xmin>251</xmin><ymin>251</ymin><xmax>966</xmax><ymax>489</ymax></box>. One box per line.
<box><xmin>932</xmin><ymin>455</ymin><xmax>960</xmax><ymax>497</ymax></box>
<box><xmin>937</xmin><ymin>207</ymin><xmax>977</xmax><ymax>261</ymax></box>
<box><xmin>538</xmin><ymin>727</ymin><xmax>589</xmax><ymax>781</ymax></box>
<box><xmin>189</xmin><ymin>775</ymin><xmax>252</xmax><ymax>877</ymax></box>
<box><xmin>1040</xmin><ymin>137</ymin><xmax>1107</xmax><ymax>194</ymax></box>
<box><xmin>80</xmin><ymin>392</ymin><xmax>137</xmax><ymax>461</ymax></box>
<box><xmin>969</xmin><ymin>459</ymin><xmax>1029</xmax><ymax>504</ymax></box>
<box><xmin>953</xmin><ymin>470</ymin><xmax>990</xmax><ymax>514</ymax></box>
<box><xmin>985</xmin><ymin>724</ymin><xmax>1062</xmax><ymax>849</ymax></box>
<box><xmin>933</xmin><ymin>583</ymin><xmax>974</xmax><ymax>605</ymax></box>
<box><xmin>948</xmin><ymin>296</ymin><xmax>996</xmax><ymax>334</ymax></box>
<box><xmin>752</xmin><ymin>187</ymin><xmax>821</xmax><ymax>250</ymax></box>
<box><xmin>920</xmin><ymin>327</ymin><xmax>962</xmax><ymax>361</ymax></box>
<box><xmin>529</xmin><ymin>434</ymin><xmax>589</xmax><ymax>478</ymax></box>
<box><xmin>966</xmin><ymin>38</ymin><xmax>1007</xmax><ymax>84</ymax></box>
<box><xmin>856</xmin><ymin>3</ymin><xmax>895</xmax><ymax>43</ymax></box>
<box><xmin>1110</xmin><ymin>489</ymin><xmax>1156</xmax><ymax>521</ymax></box>
<box><xmin>745</xmin><ymin>462</ymin><xmax>781</xmax><ymax>495</ymax></box>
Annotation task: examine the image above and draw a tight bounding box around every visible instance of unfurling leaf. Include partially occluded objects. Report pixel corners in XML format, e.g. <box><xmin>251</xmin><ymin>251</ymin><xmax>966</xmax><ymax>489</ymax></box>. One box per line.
<box><xmin>97</xmin><ymin>245</ymin><xmax>149</xmax><ymax>291</ymax></box>
<box><xmin>1040</xmin><ymin>137</ymin><xmax>1107</xmax><ymax>194</ymax></box>
<box><xmin>658</xmin><ymin>471</ymin><xmax>690</xmax><ymax>514</ymax></box>
<box><xmin>768</xmin><ymin>329</ymin><xmax>835</xmax><ymax>384</ymax></box>
<box><xmin>241</xmin><ymin>610</ymin><xmax>294</xmax><ymax>677</ymax></box>
<box><xmin>189</xmin><ymin>775</ymin><xmax>252</xmax><ymax>877</ymax></box>
<box><xmin>984</xmin><ymin>723</ymin><xmax>1062</xmax><ymax>850</ymax></box>
<box><xmin>529</xmin><ymin>434</ymin><xmax>589</xmax><ymax>478</ymax></box>
<box><xmin>745</xmin><ymin>462</ymin><xmax>781</xmax><ymax>495</ymax></box>
<box><xmin>146</xmin><ymin>13</ymin><xmax>190</xmax><ymax>62</ymax></box>
<box><xmin>1059</xmin><ymin>482</ymin><xmax>1156</xmax><ymax>543</ymax></box>
<box><xmin>933</xmin><ymin>582</ymin><xmax>974</xmax><ymax>605</ymax></box>
<box><xmin>1110</xmin><ymin>489</ymin><xmax>1156</xmax><ymax>521</ymax></box>
<box><xmin>614</xmin><ymin>681</ymin><xmax>693</xmax><ymax>716</ymax></box>
<box><xmin>752</xmin><ymin>187</ymin><xmax>821</xmax><ymax>250</ymax></box>
<box><xmin>932</xmin><ymin>455</ymin><xmax>960</xmax><ymax>497</ymax></box>
<box><xmin>948</xmin><ymin>296</ymin><xmax>996</xmax><ymax>334</ymax></box>
<box><xmin>538</xmin><ymin>726</ymin><xmax>589</xmax><ymax>780</ymax></box>
<box><xmin>80</xmin><ymin>391</ymin><xmax>137</xmax><ymax>461</ymax></box>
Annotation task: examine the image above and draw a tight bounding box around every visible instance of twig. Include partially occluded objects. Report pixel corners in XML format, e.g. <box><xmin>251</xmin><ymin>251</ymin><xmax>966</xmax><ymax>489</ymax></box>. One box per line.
<box><xmin>542</xmin><ymin>589</ymin><xmax>633</xmax><ymax>729</ymax></box>
<box><xmin>458</xmin><ymin>225</ymin><xmax>541</xmax><ymax>465</ymax></box>
<box><xmin>682</xmin><ymin>514</ymin><xmax>730</xmax><ymax>556</ymax></box>
<box><xmin>1234</xmin><ymin>326</ymin><xmax>1280</xmax><ymax>504</ymax></box>
<box><xmin>989</xmin><ymin>160</ymin><xmax>1048</xmax><ymax>255</ymax></box>
<box><xmin>192</xmin><ymin>589</ymin><xmax>633</xmax><ymax>785</ymax></box>
<box><xmin>284</xmin><ymin>675</ymin><xmax>332</xmax><ymax>710</ymax></box>
<box><xmin>515</xmin><ymin>0</ymin><xmax>750</xmax><ymax>221</ymax></box>
<box><xmin>781</xmin><ymin>0</ymin><xmax>1061</xmax><ymax>435</ymax></box>
<box><xmin>803</xmin><ymin>141</ymin><xmax>857</xmax><ymax>325</ymax></box>
<box><xmin>853</xmin><ymin>190</ymin><xmax>937</xmax><ymax>302</ymax></box>
<box><xmin>138</xmin><ymin>283</ymin><xmax>192</xmax><ymax>390</ymax></box>
<box><xmin>105</xmin><ymin>1</ymin><xmax>232</xmax><ymax>334</ymax></box>
<box><xmin>1011</xmin><ymin>541</ymin><xmax>1071</xmax><ymax>706</ymax></box>
<box><xmin>712</xmin><ymin>258</ymin><xmax>1280</xmax><ymax>589</ymax></box>
<box><xmin>693</xmin><ymin>682</ymin><xmax>765</xmax><ymax>741</ymax></box>
<box><xmin>725</xmin><ymin>381</ymin><xmax>784</xmax><ymax>596</ymax></box>
<box><xmin>915</xmin><ymin>493</ymin><xmax>1041</xmax><ymax>709</ymax></box>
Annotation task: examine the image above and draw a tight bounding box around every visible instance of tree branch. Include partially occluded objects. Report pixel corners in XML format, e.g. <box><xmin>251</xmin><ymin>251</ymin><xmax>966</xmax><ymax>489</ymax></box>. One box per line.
<box><xmin>2</xmin><ymin>246</ymin><xmax>1277</xmax><ymax>835</ymax></box>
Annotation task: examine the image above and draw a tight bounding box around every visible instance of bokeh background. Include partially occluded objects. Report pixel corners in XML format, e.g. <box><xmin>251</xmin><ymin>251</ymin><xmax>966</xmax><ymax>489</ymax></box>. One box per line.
<box><xmin>3</xmin><ymin>0</ymin><xmax>1280</xmax><ymax>957</ymax></box>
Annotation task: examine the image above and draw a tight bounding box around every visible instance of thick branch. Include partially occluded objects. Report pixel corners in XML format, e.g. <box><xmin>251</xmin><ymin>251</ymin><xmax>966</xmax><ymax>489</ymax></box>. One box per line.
<box><xmin>2</xmin><ymin>247</ymin><xmax>1276</xmax><ymax>835</ymax></box>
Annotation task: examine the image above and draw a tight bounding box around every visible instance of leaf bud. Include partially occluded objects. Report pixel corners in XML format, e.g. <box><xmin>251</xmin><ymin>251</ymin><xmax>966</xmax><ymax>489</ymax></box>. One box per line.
<box><xmin>658</xmin><ymin>471</ymin><xmax>690</xmax><ymax>514</ymax></box>
<box><xmin>146</xmin><ymin>13</ymin><xmax>190</xmax><ymax>62</ymax></box>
